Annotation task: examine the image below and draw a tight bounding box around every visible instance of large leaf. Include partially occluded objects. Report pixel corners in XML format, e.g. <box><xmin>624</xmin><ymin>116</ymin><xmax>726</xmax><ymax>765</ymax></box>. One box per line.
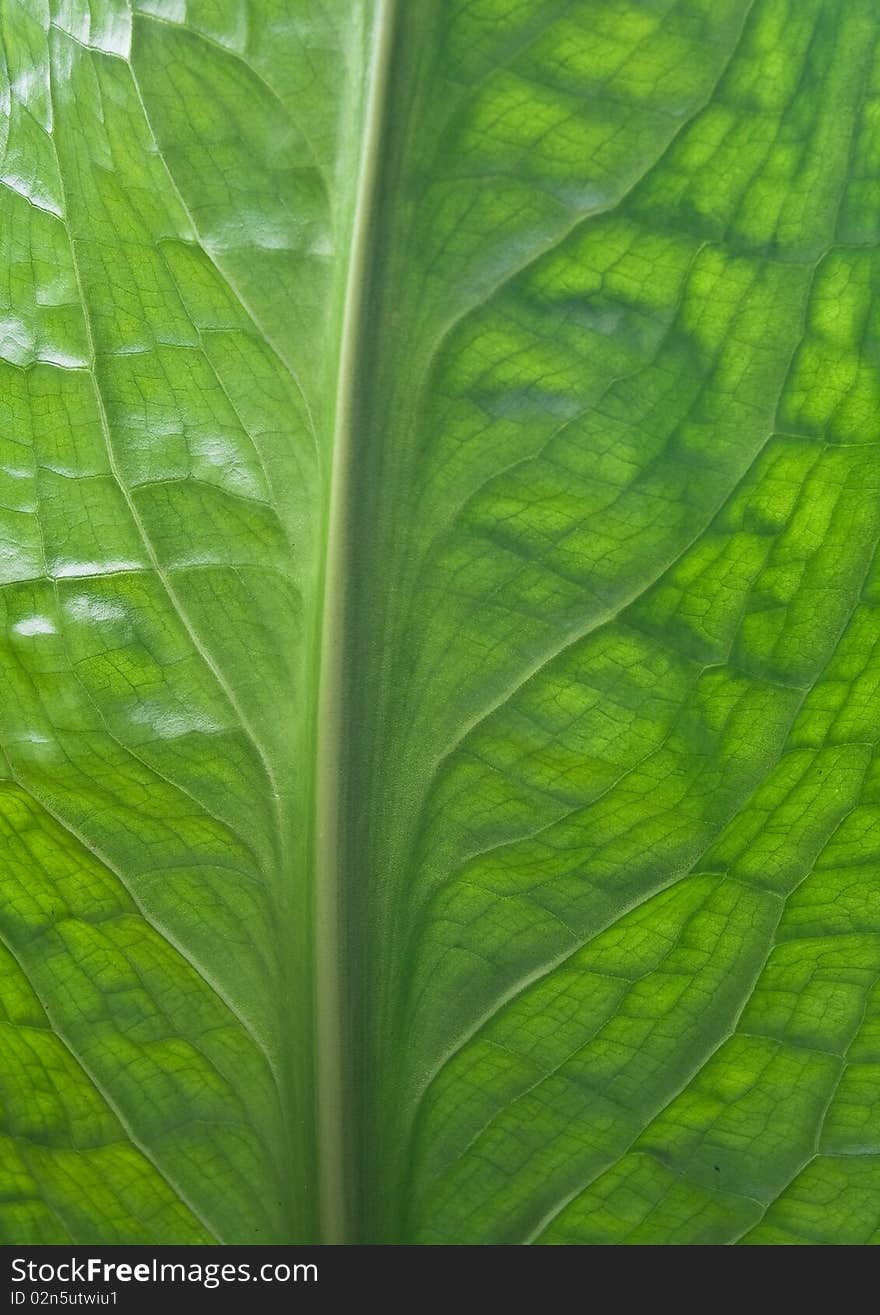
<box><xmin>2</xmin><ymin>0</ymin><xmax>880</xmax><ymax>1246</ymax></box>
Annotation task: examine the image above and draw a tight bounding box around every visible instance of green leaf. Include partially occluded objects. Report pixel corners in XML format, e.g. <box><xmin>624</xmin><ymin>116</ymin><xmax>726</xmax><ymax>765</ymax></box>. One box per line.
<box><xmin>2</xmin><ymin>0</ymin><xmax>880</xmax><ymax>1246</ymax></box>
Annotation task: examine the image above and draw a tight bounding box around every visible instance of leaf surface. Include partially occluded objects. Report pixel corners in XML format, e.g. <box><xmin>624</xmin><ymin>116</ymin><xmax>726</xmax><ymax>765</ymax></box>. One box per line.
<box><xmin>2</xmin><ymin>0</ymin><xmax>880</xmax><ymax>1246</ymax></box>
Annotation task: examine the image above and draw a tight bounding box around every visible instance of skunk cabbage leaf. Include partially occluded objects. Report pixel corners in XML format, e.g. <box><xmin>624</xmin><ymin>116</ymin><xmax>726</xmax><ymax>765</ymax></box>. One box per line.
<box><xmin>1</xmin><ymin>0</ymin><xmax>879</xmax><ymax>1246</ymax></box>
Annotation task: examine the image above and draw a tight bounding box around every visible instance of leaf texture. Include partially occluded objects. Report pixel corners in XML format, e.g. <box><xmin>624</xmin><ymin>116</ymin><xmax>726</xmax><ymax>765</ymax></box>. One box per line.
<box><xmin>352</xmin><ymin>0</ymin><xmax>880</xmax><ymax>1245</ymax></box>
<box><xmin>0</xmin><ymin>0</ymin><xmax>372</xmax><ymax>1243</ymax></box>
<box><xmin>2</xmin><ymin>0</ymin><xmax>880</xmax><ymax>1247</ymax></box>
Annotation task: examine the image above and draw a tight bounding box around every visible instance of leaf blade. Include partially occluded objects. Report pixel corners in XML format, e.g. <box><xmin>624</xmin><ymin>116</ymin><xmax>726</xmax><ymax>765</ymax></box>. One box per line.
<box><xmin>350</xmin><ymin>0</ymin><xmax>880</xmax><ymax>1244</ymax></box>
<box><xmin>0</xmin><ymin>0</ymin><xmax>372</xmax><ymax>1242</ymax></box>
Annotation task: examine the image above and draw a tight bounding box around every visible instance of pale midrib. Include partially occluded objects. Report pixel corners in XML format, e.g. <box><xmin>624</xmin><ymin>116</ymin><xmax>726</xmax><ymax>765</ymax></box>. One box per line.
<box><xmin>314</xmin><ymin>0</ymin><xmax>398</xmax><ymax>1245</ymax></box>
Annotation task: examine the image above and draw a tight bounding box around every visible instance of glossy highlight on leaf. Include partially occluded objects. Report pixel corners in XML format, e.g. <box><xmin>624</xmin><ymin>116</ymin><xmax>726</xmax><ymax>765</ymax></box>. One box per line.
<box><xmin>1</xmin><ymin>0</ymin><xmax>880</xmax><ymax>1247</ymax></box>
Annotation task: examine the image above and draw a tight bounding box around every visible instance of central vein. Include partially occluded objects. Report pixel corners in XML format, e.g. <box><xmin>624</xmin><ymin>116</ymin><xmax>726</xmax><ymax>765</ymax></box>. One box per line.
<box><xmin>313</xmin><ymin>0</ymin><xmax>399</xmax><ymax>1246</ymax></box>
